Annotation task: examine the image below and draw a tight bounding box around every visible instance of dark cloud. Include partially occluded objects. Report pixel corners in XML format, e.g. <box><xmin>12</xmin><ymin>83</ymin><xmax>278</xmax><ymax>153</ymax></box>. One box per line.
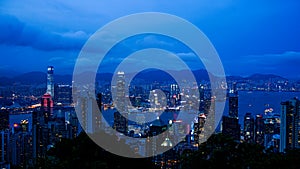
<box><xmin>0</xmin><ymin>14</ymin><xmax>88</xmax><ymax>51</ymax></box>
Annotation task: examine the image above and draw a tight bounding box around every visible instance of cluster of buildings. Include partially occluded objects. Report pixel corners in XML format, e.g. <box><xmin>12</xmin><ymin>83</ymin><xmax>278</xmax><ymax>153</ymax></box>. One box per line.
<box><xmin>221</xmin><ymin>84</ymin><xmax>300</xmax><ymax>153</ymax></box>
<box><xmin>0</xmin><ymin>66</ymin><xmax>78</xmax><ymax>168</ymax></box>
<box><xmin>0</xmin><ymin>65</ymin><xmax>299</xmax><ymax>169</ymax></box>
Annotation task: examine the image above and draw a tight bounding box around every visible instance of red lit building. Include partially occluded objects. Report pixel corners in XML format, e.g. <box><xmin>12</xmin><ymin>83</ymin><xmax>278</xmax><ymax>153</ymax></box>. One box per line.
<box><xmin>41</xmin><ymin>93</ymin><xmax>53</xmax><ymax>108</ymax></box>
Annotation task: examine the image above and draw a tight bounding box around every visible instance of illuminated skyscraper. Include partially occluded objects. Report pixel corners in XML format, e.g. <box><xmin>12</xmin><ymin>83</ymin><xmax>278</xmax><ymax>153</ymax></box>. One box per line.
<box><xmin>170</xmin><ymin>84</ymin><xmax>180</xmax><ymax>106</ymax></box>
<box><xmin>46</xmin><ymin>66</ymin><xmax>54</xmax><ymax>98</ymax></box>
<box><xmin>280</xmin><ymin>98</ymin><xmax>300</xmax><ymax>152</ymax></box>
<box><xmin>54</xmin><ymin>84</ymin><xmax>72</xmax><ymax>105</ymax></box>
<box><xmin>222</xmin><ymin>94</ymin><xmax>240</xmax><ymax>141</ymax></box>
<box><xmin>222</xmin><ymin>116</ymin><xmax>240</xmax><ymax>140</ymax></box>
<box><xmin>254</xmin><ymin>114</ymin><xmax>264</xmax><ymax>145</ymax></box>
<box><xmin>229</xmin><ymin>96</ymin><xmax>238</xmax><ymax>118</ymax></box>
<box><xmin>113</xmin><ymin>111</ymin><xmax>128</xmax><ymax>134</ymax></box>
<box><xmin>115</xmin><ymin>71</ymin><xmax>126</xmax><ymax>113</ymax></box>
<box><xmin>244</xmin><ymin>112</ymin><xmax>254</xmax><ymax>143</ymax></box>
<box><xmin>0</xmin><ymin>130</ymin><xmax>9</xmax><ymax>165</ymax></box>
<box><xmin>264</xmin><ymin>114</ymin><xmax>280</xmax><ymax>150</ymax></box>
<box><xmin>77</xmin><ymin>94</ymin><xmax>101</xmax><ymax>134</ymax></box>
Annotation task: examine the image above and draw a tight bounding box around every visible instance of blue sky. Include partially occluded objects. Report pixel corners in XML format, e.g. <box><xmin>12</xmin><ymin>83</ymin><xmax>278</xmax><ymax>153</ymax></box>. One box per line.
<box><xmin>0</xmin><ymin>0</ymin><xmax>299</xmax><ymax>78</ymax></box>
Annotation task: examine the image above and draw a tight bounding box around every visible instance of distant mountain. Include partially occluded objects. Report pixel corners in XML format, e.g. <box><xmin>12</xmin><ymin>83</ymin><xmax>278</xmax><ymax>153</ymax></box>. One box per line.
<box><xmin>246</xmin><ymin>73</ymin><xmax>287</xmax><ymax>81</ymax></box>
<box><xmin>14</xmin><ymin>71</ymin><xmax>46</xmax><ymax>84</ymax></box>
<box><xmin>0</xmin><ymin>71</ymin><xmax>72</xmax><ymax>86</ymax></box>
<box><xmin>226</xmin><ymin>75</ymin><xmax>245</xmax><ymax>81</ymax></box>
<box><xmin>0</xmin><ymin>69</ymin><xmax>292</xmax><ymax>86</ymax></box>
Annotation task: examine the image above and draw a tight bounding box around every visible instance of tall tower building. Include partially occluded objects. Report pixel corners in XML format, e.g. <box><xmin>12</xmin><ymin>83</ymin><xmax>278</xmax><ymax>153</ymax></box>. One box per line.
<box><xmin>229</xmin><ymin>96</ymin><xmax>238</xmax><ymax>118</ymax></box>
<box><xmin>170</xmin><ymin>84</ymin><xmax>180</xmax><ymax>107</ymax></box>
<box><xmin>244</xmin><ymin>112</ymin><xmax>254</xmax><ymax>143</ymax></box>
<box><xmin>280</xmin><ymin>97</ymin><xmax>300</xmax><ymax>152</ymax></box>
<box><xmin>254</xmin><ymin>114</ymin><xmax>264</xmax><ymax>145</ymax></box>
<box><xmin>115</xmin><ymin>71</ymin><xmax>126</xmax><ymax>113</ymax></box>
<box><xmin>54</xmin><ymin>84</ymin><xmax>72</xmax><ymax>105</ymax></box>
<box><xmin>222</xmin><ymin>116</ymin><xmax>240</xmax><ymax>140</ymax></box>
<box><xmin>46</xmin><ymin>66</ymin><xmax>54</xmax><ymax>98</ymax></box>
<box><xmin>0</xmin><ymin>130</ymin><xmax>10</xmax><ymax>164</ymax></box>
<box><xmin>77</xmin><ymin>93</ymin><xmax>101</xmax><ymax>134</ymax></box>
<box><xmin>222</xmin><ymin>93</ymin><xmax>240</xmax><ymax>141</ymax></box>
<box><xmin>112</xmin><ymin>71</ymin><xmax>128</xmax><ymax>134</ymax></box>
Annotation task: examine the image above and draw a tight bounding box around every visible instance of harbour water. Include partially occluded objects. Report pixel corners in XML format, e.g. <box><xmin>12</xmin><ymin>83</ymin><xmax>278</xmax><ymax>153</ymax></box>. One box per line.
<box><xmin>103</xmin><ymin>91</ymin><xmax>300</xmax><ymax>131</ymax></box>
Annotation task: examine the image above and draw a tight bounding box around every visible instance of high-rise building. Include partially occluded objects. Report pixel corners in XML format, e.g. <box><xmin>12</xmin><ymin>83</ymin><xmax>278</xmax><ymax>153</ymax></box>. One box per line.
<box><xmin>0</xmin><ymin>130</ymin><xmax>10</xmax><ymax>164</ymax></box>
<box><xmin>244</xmin><ymin>112</ymin><xmax>254</xmax><ymax>143</ymax></box>
<box><xmin>77</xmin><ymin>94</ymin><xmax>101</xmax><ymax>134</ymax></box>
<box><xmin>113</xmin><ymin>111</ymin><xmax>128</xmax><ymax>134</ymax></box>
<box><xmin>54</xmin><ymin>84</ymin><xmax>72</xmax><ymax>105</ymax></box>
<box><xmin>280</xmin><ymin>97</ymin><xmax>300</xmax><ymax>152</ymax></box>
<box><xmin>46</xmin><ymin>66</ymin><xmax>54</xmax><ymax>98</ymax></box>
<box><xmin>222</xmin><ymin>94</ymin><xmax>240</xmax><ymax>141</ymax></box>
<box><xmin>254</xmin><ymin>114</ymin><xmax>264</xmax><ymax>145</ymax></box>
<box><xmin>0</xmin><ymin>109</ymin><xmax>9</xmax><ymax>130</ymax></box>
<box><xmin>41</xmin><ymin>93</ymin><xmax>53</xmax><ymax>108</ymax></box>
<box><xmin>170</xmin><ymin>84</ymin><xmax>180</xmax><ymax>107</ymax></box>
<box><xmin>115</xmin><ymin>71</ymin><xmax>126</xmax><ymax>113</ymax></box>
<box><xmin>193</xmin><ymin>113</ymin><xmax>206</xmax><ymax>145</ymax></box>
<box><xmin>222</xmin><ymin>116</ymin><xmax>240</xmax><ymax>141</ymax></box>
<box><xmin>264</xmin><ymin>114</ymin><xmax>280</xmax><ymax>150</ymax></box>
<box><xmin>229</xmin><ymin>96</ymin><xmax>238</xmax><ymax>118</ymax></box>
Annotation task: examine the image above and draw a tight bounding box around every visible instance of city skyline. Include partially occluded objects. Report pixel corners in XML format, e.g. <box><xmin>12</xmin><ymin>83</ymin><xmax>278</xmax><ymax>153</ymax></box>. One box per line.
<box><xmin>0</xmin><ymin>1</ymin><xmax>300</xmax><ymax>78</ymax></box>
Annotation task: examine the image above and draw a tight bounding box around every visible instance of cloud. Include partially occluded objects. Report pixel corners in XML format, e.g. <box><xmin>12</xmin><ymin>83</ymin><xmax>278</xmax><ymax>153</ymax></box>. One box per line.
<box><xmin>0</xmin><ymin>14</ymin><xmax>88</xmax><ymax>51</ymax></box>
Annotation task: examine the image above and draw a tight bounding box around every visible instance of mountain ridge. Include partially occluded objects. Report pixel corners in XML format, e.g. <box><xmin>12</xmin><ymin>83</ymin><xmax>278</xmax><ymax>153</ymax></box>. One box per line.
<box><xmin>0</xmin><ymin>69</ymin><xmax>290</xmax><ymax>86</ymax></box>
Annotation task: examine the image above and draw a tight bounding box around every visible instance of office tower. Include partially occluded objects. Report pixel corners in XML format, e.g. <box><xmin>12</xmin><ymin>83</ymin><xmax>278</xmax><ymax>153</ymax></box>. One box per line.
<box><xmin>0</xmin><ymin>109</ymin><xmax>9</xmax><ymax>130</ymax></box>
<box><xmin>193</xmin><ymin>113</ymin><xmax>206</xmax><ymax>145</ymax></box>
<box><xmin>254</xmin><ymin>114</ymin><xmax>264</xmax><ymax>145</ymax></box>
<box><xmin>199</xmin><ymin>85</ymin><xmax>205</xmax><ymax>112</ymax></box>
<box><xmin>46</xmin><ymin>66</ymin><xmax>54</xmax><ymax>97</ymax></box>
<box><xmin>54</xmin><ymin>84</ymin><xmax>72</xmax><ymax>105</ymax></box>
<box><xmin>280</xmin><ymin>98</ymin><xmax>300</xmax><ymax>152</ymax></box>
<box><xmin>32</xmin><ymin>111</ymin><xmax>49</xmax><ymax>161</ymax></box>
<box><xmin>0</xmin><ymin>130</ymin><xmax>9</xmax><ymax>164</ymax></box>
<box><xmin>113</xmin><ymin>111</ymin><xmax>128</xmax><ymax>134</ymax></box>
<box><xmin>149</xmin><ymin>89</ymin><xmax>166</xmax><ymax>111</ymax></box>
<box><xmin>222</xmin><ymin>116</ymin><xmax>240</xmax><ymax>140</ymax></box>
<box><xmin>41</xmin><ymin>93</ymin><xmax>53</xmax><ymax>108</ymax></box>
<box><xmin>10</xmin><ymin>119</ymin><xmax>34</xmax><ymax>168</ymax></box>
<box><xmin>229</xmin><ymin>96</ymin><xmax>238</xmax><ymax>118</ymax></box>
<box><xmin>77</xmin><ymin>94</ymin><xmax>101</xmax><ymax>134</ymax></box>
<box><xmin>41</xmin><ymin>93</ymin><xmax>53</xmax><ymax>123</ymax></box>
<box><xmin>96</xmin><ymin>93</ymin><xmax>102</xmax><ymax>110</ymax></box>
<box><xmin>115</xmin><ymin>71</ymin><xmax>126</xmax><ymax>113</ymax></box>
<box><xmin>264</xmin><ymin>114</ymin><xmax>280</xmax><ymax>150</ymax></box>
<box><xmin>222</xmin><ymin>94</ymin><xmax>240</xmax><ymax>141</ymax></box>
<box><xmin>244</xmin><ymin>112</ymin><xmax>254</xmax><ymax>143</ymax></box>
<box><xmin>232</xmin><ymin>82</ymin><xmax>237</xmax><ymax>95</ymax></box>
<box><xmin>170</xmin><ymin>84</ymin><xmax>180</xmax><ymax>106</ymax></box>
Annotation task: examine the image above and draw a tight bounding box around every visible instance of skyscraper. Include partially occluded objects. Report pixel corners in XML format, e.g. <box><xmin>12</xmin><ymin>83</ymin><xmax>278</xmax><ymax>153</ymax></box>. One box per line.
<box><xmin>113</xmin><ymin>111</ymin><xmax>128</xmax><ymax>134</ymax></box>
<box><xmin>244</xmin><ymin>112</ymin><xmax>254</xmax><ymax>143</ymax></box>
<box><xmin>280</xmin><ymin>97</ymin><xmax>300</xmax><ymax>152</ymax></box>
<box><xmin>222</xmin><ymin>116</ymin><xmax>240</xmax><ymax>141</ymax></box>
<box><xmin>0</xmin><ymin>109</ymin><xmax>9</xmax><ymax>130</ymax></box>
<box><xmin>77</xmin><ymin>94</ymin><xmax>101</xmax><ymax>134</ymax></box>
<box><xmin>46</xmin><ymin>66</ymin><xmax>54</xmax><ymax>98</ymax></box>
<box><xmin>54</xmin><ymin>84</ymin><xmax>72</xmax><ymax>105</ymax></box>
<box><xmin>115</xmin><ymin>71</ymin><xmax>126</xmax><ymax>113</ymax></box>
<box><xmin>229</xmin><ymin>96</ymin><xmax>238</xmax><ymax>118</ymax></box>
<box><xmin>254</xmin><ymin>114</ymin><xmax>264</xmax><ymax>145</ymax></box>
<box><xmin>0</xmin><ymin>130</ymin><xmax>9</xmax><ymax>165</ymax></box>
<box><xmin>222</xmin><ymin>93</ymin><xmax>240</xmax><ymax>141</ymax></box>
